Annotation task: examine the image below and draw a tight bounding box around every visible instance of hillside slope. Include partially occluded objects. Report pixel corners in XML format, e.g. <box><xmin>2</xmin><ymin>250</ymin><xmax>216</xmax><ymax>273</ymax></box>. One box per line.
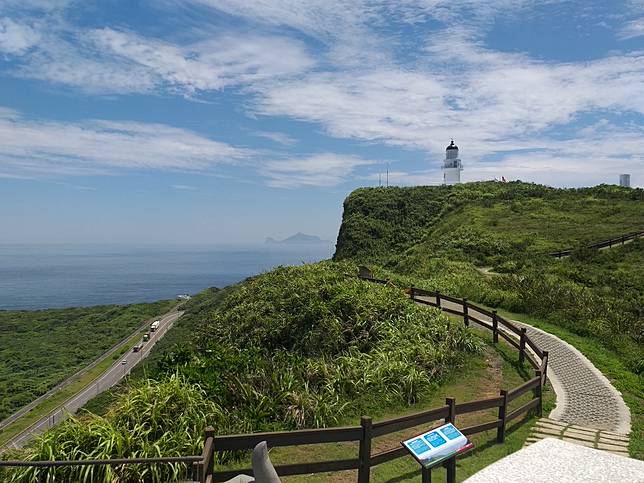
<box><xmin>334</xmin><ymin>181</ymin><xmax>643</xmax><ymax>366</ymax></box>
<box><xmin>334</xmin><ymin>182</ymin><xmax>644</xmax><ymax>265</ymax></box>
<box><xmin>6</xmin><ymin>262</ymin><xmax>479</xmax><ymax>482</ymax></box>
<box><xmin>0</xmin><ymin>300</ymin><xmax>176</xmax><ymax>422</ymax></box>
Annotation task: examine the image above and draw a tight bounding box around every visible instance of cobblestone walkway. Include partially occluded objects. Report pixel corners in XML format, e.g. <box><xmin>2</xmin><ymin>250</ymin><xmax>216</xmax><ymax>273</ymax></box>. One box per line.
<box><xmin>512</xmin><ymin>321</ymin><xmax>631</xmax><ymax>434</ymax></box>
<box><xmin>524</xmin><ymin>418</ymin><xmax>630</xmax><ymax>457</ymax></box>
<box><xmin>414</xmin><ymin>295</ymin><xmax>631</xmax><ymax>437</ymax></box>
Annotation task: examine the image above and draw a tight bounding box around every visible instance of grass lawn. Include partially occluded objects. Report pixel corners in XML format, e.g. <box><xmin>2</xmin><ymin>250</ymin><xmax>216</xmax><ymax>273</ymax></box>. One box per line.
<box><xmin>213</xmin><ymin>329</ymin><xmax>555</xmax><ymax>482</ymax></box>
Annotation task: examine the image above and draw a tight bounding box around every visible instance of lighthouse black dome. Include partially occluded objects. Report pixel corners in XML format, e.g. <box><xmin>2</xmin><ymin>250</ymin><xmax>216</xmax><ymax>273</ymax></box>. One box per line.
<box><xmin>446</xmin><ymin>140</ymin><xmax>458</xmax><ymax>150</ymax></box>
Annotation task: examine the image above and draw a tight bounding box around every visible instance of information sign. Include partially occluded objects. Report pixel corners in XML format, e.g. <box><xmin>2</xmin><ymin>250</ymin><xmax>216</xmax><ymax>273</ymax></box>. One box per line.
<box><xmin>401</xmin><ymin>423</ymin><xmax>473</xmax><ymax>469</ymax></box>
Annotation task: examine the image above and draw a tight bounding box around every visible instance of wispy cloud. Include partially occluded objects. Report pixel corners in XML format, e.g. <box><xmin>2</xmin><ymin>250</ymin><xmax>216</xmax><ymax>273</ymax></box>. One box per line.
<box><xmin>0</xmin><ymin>171</ymin><xmax>32</xmax><ymax>180</ymax></box>
<box><xmin>188</xmin><ymin>1</ymin><xmax>550</xmax><ymax>39</ymax></box>
<box><xmin>251</xmin><ymin>130</ymin><xmax>297</xmax><ymax>145</ymax></box>
<box><xmin>171</xmin><ymin>184</ymin><xmax>197</xmax><ymax>190</ymax></box>
<box><xmin>262</xmin><ymin>154</ymin><xmax>381</xmax><ymax>188</ymax></box>
<box><xmin>0</xmin><ymin>17</ymin><xmax>40</xmax><ymax>55</ymax></box>
<box><xmin>4</xmin><ymin>23</ymin><xmax>314</xmax><ymax>95</ymax></box>
<box><xmin>618</xmin><ymin>17</ymin><xmax>644</xmax><ymax>39</ymax></box>
<box><xmin>0</xmin><ymin>109</ymin><xmax>249</xmax><ymax>178</ymax></box>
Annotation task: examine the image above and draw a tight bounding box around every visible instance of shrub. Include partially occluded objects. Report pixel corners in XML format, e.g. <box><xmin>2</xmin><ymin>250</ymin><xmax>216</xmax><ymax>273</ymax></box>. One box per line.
<box><xmin>4</xmin><ymin>375</ymin><xmax>221</xmax><ymax>483</ymax></box>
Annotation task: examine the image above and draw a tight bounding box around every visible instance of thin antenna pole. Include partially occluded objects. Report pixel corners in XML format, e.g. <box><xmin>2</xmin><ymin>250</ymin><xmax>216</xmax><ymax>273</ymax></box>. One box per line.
<box><xmin>386</xmin><ymin>165</ymin><xmax>389</xmax><ymax>187</ymax></box>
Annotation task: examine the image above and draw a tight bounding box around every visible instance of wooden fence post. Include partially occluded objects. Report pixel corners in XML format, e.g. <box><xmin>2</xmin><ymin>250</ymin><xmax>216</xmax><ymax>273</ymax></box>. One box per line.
<box><xmin>519</xmin><ymin>328</ymin><xmax>527</xmax><ymax>364</ymax></box>
<box><xmin>462</xmin><ymin>298</ymin><xmax>469</xmax><ymax>326</ymax></box>
<box><xmin>444</xmin><ymin>398</ymin><xmax>456</xmax><ymax>483</ymax></box>
<box><xmin>200</xmin><ymin>426</ymin><xmax>215</xmax><ymax>483</ymax></box>
<box><xmin>542</xmin><ymin>351</ymin><xmax>549</xmax><ymax>387</ymax></box>
<box><xmin>497</xmin><ymin>389</ymin><xmax>508</xmax><ymax>443</ymax></box>
<box><xmin>534</xmin><ymin>370</ymin><xmax>543</xmax><ymax>417</ymax></box>
<box><xmin>492</xmin><ymin>310</ymin><xmax>499</xmax><ymax>343</ymax></box>
<box><xmin>358</xmin><ymin>416</ymin><xmax>373</xmax><ymax>483</ymax></box>
<box><xmin>445</xmin><ymin>397</ymin><xmax>456</xmax><ymax>424</ymax></box>
<box><xmin>436</xmin><ymin>291</ymin><xmax>441</xmax><ymax>308</ymax></box>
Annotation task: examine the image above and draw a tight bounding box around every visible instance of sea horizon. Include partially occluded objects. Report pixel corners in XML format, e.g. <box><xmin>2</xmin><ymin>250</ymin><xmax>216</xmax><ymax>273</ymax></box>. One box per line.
<box><xmin>0</xmin><ymin>242</ymin><xmax>335</xmax><ymax>311</ymax></box>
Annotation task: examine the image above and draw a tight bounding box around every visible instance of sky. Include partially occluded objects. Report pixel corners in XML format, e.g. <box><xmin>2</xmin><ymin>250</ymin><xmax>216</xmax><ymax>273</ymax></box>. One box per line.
<box><xmin>0</xmin><ymin>0</ymin><xmax>643</xmax><ymax>244</ymax></box>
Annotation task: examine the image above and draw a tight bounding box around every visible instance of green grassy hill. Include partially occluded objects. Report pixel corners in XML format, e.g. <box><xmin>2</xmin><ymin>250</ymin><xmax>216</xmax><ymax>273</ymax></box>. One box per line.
<box><xmin>335</xmin><ymin>181</ymin><xmax>644</xmax><ymax>459</ymax></box>
<box><xmin>0</xmin><ymin>300</ymin><xmax>175</xmax><ymax>422</ymax></box>
<box><xmin>5</xmin><ymin>262</ymin><xmax>480</xmax><ymax>482</ymax></box>
<box><xmin>334</xmin><ymin>181</ymin><xmax>643</xmax><ymax>358</ymax></box>
<box><xmin>334</xmin><ymin>182</ymin><xmax>644</xmax><ymax>265</ymax></box>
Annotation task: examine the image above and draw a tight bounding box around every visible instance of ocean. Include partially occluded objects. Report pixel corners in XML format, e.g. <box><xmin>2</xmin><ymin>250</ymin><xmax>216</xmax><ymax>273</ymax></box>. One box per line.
<box><xmin>0</xmin><ymin>243</ymin><xmax>335</xmax><ymax>310</ymax></box>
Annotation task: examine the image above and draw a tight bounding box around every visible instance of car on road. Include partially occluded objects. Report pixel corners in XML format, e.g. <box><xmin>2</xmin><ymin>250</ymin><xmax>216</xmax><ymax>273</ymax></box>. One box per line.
<box><xmin>121</xmin><ymin>359</ymin><xmax>127</xmax><ymax>365</ymax></box>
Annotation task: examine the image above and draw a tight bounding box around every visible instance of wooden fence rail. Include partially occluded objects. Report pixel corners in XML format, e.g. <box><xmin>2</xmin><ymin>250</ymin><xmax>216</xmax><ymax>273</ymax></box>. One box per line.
<box><xmin>549</xmin><ymin>229</ymin><xmax>644</xmax><ymax>258</ymax></box>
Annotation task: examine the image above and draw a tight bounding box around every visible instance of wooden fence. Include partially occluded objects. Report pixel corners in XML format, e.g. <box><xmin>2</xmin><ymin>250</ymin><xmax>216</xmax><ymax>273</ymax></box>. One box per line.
<box><xmin>195</xmin><ymin>277</ymin><xmax>549</xmax><ymax>482</ymax></box>
<box><xmin>549</xmin><ymin>230</ymin><xmax>644</xmax><ymax>258</ymax></box>
<box><xmin>1</xmin><ymin>278</ymin><xmax>549</xmax><ymax>483</ymax></box>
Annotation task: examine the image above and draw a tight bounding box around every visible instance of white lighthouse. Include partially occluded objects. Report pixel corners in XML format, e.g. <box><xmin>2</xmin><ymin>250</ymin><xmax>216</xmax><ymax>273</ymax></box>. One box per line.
<box><xmin>442</xmin><ymin>140</ymin><xmax>463</xmax><ymax>185</ymax></box>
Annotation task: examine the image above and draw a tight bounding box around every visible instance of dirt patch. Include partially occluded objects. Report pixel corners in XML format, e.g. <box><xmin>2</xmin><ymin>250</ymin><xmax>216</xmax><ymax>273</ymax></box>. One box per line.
<box><xmin>479</xmin><ymin>346</ymin><xmax>503</xmax><ymax>398</ymax></box>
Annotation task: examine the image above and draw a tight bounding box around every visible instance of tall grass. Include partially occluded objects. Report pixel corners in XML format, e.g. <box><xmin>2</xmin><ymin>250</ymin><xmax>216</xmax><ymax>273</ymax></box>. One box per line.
<box><xmin>3</xmin><ymin>375</ymin><xmax>221</xmax><ymax>482</ymax></box>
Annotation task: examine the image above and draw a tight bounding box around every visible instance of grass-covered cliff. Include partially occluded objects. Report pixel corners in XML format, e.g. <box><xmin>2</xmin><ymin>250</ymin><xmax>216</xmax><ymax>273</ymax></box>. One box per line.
<box><xmin>334</xmin><ymin>181</ymin><xmax>643</xmax><ymax>358</ymax></box>
<box><xmin>334</xmin><ymin>181</ymin><xmax>643</xmax><ymax>265</ymax></box>
<box><xmin>334</xmin><ymin>181</ymin><xmax>644</xmax><ymax>458</ymax></box>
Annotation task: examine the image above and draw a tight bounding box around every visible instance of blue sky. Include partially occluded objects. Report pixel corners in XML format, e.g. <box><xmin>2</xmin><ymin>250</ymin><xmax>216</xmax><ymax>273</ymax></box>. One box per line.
<box><xmin>1</xmin><ymin>0</ymin><xmax>643</xmax><ymax>244</ymax></box>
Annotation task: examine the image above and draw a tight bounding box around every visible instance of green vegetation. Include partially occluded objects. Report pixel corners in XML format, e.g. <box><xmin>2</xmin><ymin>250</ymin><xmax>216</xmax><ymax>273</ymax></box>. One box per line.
<box><xmin>385</xmin><ymin>241</ymin><xmax>644</xmax><ymax>375</ymax></box>
<box><xmin>3</xmin><ymin>262</ymin><xmax>480</xmax><ymax>482</ymax></box>
<box><xmin>0</xmin><ymin>329</ymin><xmax>140</xmax><ymax>448</ymax></box>
<box><xmin>335</xmin><ymin>182</ymin><xmax>643</xmax><ymax>368</ymax></box>
<box><xmin>335</xmin><ymin>182</ymin><xmax>643</xmax><ymax>265</ymax></box>
<box><xmin>0</xmin><ymin>300</ymin><xmax>176</xmax><ymax>422</ymax></box>
<box><xmin>158</xmin><ymin>262</ymin><xmax>479</xmax><ymax>433</ymax></box>
<box><xmin>334</xmin><ymin>181</ymin><xmax>643</xmax><ymax>458</ymax></box>
<box><xmin>2</xmin><ymin>375</ymin><xmax>217</xmax><ymax>483</ymax></box>
<box><xmin>216</xmin><ymin>327</ymin><xmax>555</xmax><ymax>482</ymax></box>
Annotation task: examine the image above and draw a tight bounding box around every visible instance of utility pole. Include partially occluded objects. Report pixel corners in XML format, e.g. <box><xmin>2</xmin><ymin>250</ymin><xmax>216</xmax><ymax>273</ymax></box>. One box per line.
<box><xmin>386</xmin><ymin>165</ymin><xmax>389</xmax><ymax>187</ymax></box>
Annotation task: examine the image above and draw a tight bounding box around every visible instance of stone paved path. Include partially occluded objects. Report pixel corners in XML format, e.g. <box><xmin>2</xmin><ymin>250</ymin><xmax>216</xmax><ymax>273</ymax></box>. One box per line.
<box><xmin>524</xmin><ymin>418</ymin><xmax>630</xmax><ymax>458</ymax></box>
<box><xmin>512</xmin><ymin>321</ymin><xmax>630</xmax><ymax>434</ymax></box>
<box><xmin>414</xmin><ymin>295</ymin><xmax>631</xmax><ymax>439</ymax></box>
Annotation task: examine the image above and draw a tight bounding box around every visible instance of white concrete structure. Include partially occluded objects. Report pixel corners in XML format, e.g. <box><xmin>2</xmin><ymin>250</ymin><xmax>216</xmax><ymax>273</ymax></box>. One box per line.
<box><xmin>442</xmin><ymin>140</ymin><xmax>463</xmax><ymax>185</ymax></box>
<box><xmin>619</xmin><ymin>174</ymin><xmax>631</xmax><ymax>188</ymax></box>
<box><xmin>464</xmin><ymin>438</ymin><xmax>643</xmax><ymax>483</ymax></box>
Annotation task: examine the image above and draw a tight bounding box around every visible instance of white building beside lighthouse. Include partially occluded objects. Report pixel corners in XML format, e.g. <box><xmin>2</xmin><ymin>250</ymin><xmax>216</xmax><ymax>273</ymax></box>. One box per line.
<box><xmin>443</xmin><ymin>140</ymin><xmax>463</xmax><ymax>185</ymax></box>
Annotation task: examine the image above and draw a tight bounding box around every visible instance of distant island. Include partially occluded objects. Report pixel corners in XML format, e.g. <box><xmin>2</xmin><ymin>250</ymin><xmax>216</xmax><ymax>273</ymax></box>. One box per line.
<box><xmin>265</xmin><ymin>232</ymin><xmax>329</xmax><ymax>245</ymax></box>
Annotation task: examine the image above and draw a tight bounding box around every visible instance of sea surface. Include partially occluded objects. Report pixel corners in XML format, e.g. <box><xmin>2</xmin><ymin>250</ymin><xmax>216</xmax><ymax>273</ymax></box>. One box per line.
<box><xmin>0</xmin><ymin>243</ymin><xmax>335</xmax><ymax>310</ymax></box>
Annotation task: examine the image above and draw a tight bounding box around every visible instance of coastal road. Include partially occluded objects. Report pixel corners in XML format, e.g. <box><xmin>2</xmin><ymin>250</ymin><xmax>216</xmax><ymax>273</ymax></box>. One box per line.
<box><xmin>1</xmin><ymin>310</ymin><xmax>183</xmax><ymax>451</ymax></box>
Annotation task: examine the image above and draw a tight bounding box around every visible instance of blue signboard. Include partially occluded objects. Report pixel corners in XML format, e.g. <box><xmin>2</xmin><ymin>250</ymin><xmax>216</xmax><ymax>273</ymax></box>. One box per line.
<box><xmin>401</xmin><ymin>423</ymin><xmax>471</xmax><ymax>468</ymax></box>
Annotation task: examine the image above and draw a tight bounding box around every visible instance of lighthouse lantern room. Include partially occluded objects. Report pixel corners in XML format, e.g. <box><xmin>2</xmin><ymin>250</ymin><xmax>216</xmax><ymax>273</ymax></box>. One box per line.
<box><xmin>442</xmin><ymin>140</ymin><xmax>463</xmax><ymax>185</ymax></box>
